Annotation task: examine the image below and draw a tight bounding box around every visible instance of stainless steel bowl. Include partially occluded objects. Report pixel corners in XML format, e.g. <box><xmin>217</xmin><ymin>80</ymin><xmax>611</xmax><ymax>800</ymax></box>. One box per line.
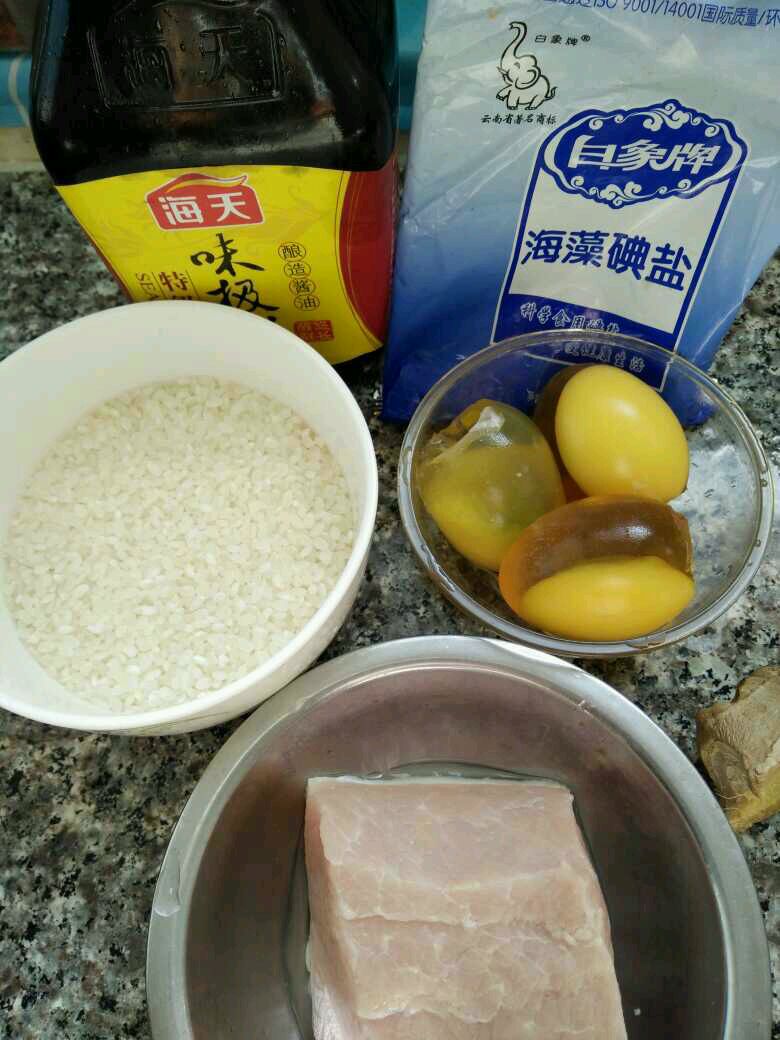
<box><xmin>147</xmin><ymin>637</ymin><xmax>771</xmax><ymax>1039</ymax></box>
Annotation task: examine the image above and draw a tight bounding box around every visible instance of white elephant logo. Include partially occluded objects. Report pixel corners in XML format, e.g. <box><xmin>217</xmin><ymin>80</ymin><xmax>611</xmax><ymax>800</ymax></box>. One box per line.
<box><xmin>497</xmin><ymin>22</ymin><xmax>557</xmax><ymax>111</ymax></box>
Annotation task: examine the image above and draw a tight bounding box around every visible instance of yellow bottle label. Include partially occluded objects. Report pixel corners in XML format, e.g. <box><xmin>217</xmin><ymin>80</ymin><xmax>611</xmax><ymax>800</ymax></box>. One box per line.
<box><xmin>57</xmin><ymin>161</ymin><xmax>396</xmax><ymax>365</ymax></box>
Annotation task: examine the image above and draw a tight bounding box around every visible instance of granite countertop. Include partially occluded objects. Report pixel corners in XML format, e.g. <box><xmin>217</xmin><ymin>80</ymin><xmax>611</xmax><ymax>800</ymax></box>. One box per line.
<box><xmin>0</xmin><ymin>172</ymin><xmax>778</xmax><ymax>1039</ymax></box>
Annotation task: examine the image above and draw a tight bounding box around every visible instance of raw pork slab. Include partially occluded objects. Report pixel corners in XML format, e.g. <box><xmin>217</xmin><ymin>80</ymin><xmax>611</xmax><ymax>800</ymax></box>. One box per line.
<box><xmin>304</xmin><ymin>777</ymin><xmax>627</xmax><ymax>1040</ymax></box>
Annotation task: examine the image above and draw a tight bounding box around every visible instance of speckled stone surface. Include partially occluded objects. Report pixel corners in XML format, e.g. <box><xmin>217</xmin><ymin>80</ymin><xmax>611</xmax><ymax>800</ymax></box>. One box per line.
<box><xmin>0</xmin><ymin>172</ymin><xmax>778</xmax><ymax>1039</ymax></box>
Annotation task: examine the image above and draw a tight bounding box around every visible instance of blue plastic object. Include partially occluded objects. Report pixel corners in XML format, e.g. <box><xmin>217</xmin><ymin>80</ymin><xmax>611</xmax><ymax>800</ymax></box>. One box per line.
<box><xmin>0</xmin><ymin>53</ymin><xmax>30</xmax><ymax>127</ymax></box>
<box><xmin>398</xmin><ymin>0</ymin><xmax>426</xmax><ymax>131</ymax></box>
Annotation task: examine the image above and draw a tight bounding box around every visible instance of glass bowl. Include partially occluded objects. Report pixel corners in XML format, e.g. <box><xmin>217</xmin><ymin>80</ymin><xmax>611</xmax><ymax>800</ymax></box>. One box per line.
<box><xmin>397</xmin><ymin>331</ymin><xmax>774</xmax><ymax>658</ymax></box>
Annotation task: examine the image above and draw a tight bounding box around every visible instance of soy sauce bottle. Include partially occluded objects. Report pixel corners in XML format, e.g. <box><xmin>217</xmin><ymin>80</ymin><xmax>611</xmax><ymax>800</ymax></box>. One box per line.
<box><xmin>31</xmin><ymin>1</ymin><xmax>398</xmax><ymax>363</ymax></box>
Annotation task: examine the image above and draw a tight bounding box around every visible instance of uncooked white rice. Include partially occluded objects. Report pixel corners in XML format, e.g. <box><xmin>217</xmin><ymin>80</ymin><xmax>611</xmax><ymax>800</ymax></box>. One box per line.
<box><xmin>1</xmin><ymin>377</ymin><xmax>354</xmax><ymax>711</ymax></box>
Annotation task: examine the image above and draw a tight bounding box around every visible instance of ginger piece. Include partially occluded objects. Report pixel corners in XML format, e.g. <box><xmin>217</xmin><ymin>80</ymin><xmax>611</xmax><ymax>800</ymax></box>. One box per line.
<box><xmin>697</xmin><ymin>666</ymin><xmax>780</xmax><ymax>832</ymax></box>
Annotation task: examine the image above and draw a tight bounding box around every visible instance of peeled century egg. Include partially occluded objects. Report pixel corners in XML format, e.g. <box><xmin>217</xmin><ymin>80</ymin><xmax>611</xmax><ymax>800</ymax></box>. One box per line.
<box><xmin>532</xmin><ymin>365</ymin><xmax>589</xmax><ymax>501</ymax></box>
<box><xmin>554</xmin><ymin>365</ymin><xmax>689</xmax><ymax>502</ymax></box>
<box><xmin>417</xmin><ymin>399</ymin><xmax>565</xmax><ymax>571</ymax></box>
<box><xmin>498</xmin><ymin>495</ymin><xmax>695</xmax><ymax>641</ymax></box>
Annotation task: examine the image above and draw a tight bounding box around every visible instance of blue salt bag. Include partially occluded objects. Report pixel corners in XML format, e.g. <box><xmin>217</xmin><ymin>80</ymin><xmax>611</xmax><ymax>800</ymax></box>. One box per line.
<box><xmin>383</xmin><ymin>0</ymin><xmax>779</xmax><ymax>422</ymax></box>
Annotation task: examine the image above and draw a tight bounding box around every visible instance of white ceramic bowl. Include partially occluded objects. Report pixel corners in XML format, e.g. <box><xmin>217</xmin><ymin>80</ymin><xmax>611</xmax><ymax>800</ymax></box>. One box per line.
<box><xmin>0</xmin><ymin>302</ymin><xmax>377</xmax><ymax>735</ymax></box>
